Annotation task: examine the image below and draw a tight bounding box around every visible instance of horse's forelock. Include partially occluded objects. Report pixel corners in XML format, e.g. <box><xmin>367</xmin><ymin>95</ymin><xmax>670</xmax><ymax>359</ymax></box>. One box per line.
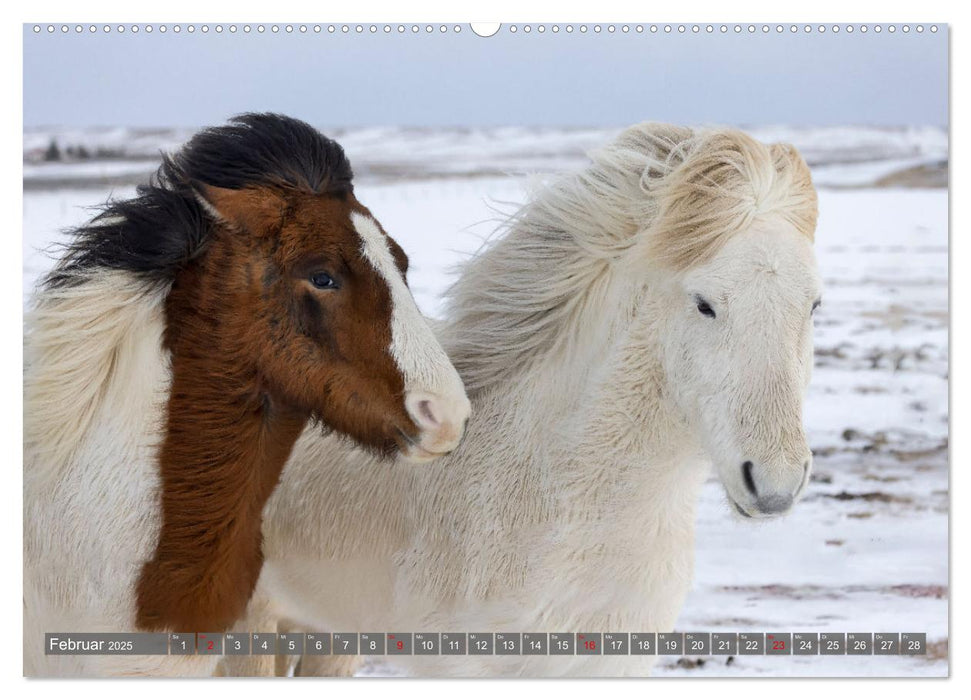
<box><xmin>174</xmin><ymin>113</ymin><xmax>354</xmax><ymax>197</ymax></box>
<box><xmin>642</xmin><ymin>128</ymin><xmax>818</xmax><ymax>271</ymax></box>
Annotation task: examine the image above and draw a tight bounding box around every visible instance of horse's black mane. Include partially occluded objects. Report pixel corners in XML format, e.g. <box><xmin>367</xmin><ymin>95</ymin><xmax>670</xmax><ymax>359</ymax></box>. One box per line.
<box><xmin>45</xmin><ymin>113</ymin><xmax>354</xmax><ymax>288</ymax></box>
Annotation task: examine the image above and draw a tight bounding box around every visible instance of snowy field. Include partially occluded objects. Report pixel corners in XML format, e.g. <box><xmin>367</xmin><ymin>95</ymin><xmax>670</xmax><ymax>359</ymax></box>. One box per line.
<box><xmin>22</xmin><ymin>126</ymin><xmax>948</xmax><ymax>677</ymax></box>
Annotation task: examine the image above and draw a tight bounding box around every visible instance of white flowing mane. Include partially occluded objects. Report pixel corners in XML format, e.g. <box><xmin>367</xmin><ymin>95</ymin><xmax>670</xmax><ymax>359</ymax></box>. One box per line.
<box><xmin>441</xmin><ymin>122</ymin><xmax>817</xmax><ymax>393</ymax></box>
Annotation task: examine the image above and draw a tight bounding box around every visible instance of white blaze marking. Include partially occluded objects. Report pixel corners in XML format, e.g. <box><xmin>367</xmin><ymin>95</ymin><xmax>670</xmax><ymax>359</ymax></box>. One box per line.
<box><xmin>350</xmin><ymin>212</ymin><xmax>461</xmax><ymax>395</ymax></box>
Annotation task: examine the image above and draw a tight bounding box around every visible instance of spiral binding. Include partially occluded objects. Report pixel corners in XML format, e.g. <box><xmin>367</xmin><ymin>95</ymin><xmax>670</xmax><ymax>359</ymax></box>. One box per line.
<box><xmin>31</xmin><ymin>24</ymin><xmax>941</xmax><ymax>36</ymax></box>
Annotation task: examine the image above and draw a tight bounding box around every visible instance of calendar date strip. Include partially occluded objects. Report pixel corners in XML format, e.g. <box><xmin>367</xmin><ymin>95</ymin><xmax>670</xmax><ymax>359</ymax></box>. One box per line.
<box><xmin>45</xmin><ymin>631</ymin><xmax>928</xmax><ymax>656</ymax></box>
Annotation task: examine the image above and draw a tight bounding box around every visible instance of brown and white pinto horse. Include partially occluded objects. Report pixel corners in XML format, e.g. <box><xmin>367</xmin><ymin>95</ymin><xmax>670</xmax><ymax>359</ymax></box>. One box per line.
<box><xmin>23</xmin><ymin>114</ymin><xmax>469</xmax><ymax>676</ymax></box>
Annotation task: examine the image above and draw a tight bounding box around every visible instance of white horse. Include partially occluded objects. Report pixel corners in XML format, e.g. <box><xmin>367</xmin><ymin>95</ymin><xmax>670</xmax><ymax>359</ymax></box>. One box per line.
<box><xmin>233</xmin><ymin>122</ymin><xmax>822</xmax><ymax>677</ymax></box>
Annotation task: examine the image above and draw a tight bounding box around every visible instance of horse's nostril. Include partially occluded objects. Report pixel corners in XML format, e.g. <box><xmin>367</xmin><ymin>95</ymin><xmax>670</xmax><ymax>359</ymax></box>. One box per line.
<box><xmin>405</xmin><ymin>392</ymin><xmax>469</xmax><ymax>442</ymax></box>
<box><xmin>417</xmin><ymin>399</ymin><xmax>439</xmax><ymax>427</ymax></box>
<box><xmin>742</xmin><ymin>460</ymin><xmax>757</xmax><ymax>496</ymax></box>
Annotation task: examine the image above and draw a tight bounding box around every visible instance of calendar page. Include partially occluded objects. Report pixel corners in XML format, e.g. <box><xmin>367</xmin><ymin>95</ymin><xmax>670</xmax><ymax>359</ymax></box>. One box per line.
<box><xmin>21</xmin><ymin>16</ymin><xmax>949</xmax><ymax>681</ymax></box>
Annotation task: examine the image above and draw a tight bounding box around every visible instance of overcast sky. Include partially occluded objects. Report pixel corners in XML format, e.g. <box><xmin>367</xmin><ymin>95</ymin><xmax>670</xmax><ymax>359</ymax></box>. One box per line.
<box><xmin>23</xmin><ymin>24</ymin><xmax>948</xmax><ymax>129</ymax></box>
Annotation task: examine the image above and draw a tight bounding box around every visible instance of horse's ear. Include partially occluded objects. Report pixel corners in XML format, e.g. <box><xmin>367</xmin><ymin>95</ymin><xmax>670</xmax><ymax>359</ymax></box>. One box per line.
<box><xmin>195</xmin><ymin>184</ymin><xmax>286</xmax><ymax>236</ymax></box>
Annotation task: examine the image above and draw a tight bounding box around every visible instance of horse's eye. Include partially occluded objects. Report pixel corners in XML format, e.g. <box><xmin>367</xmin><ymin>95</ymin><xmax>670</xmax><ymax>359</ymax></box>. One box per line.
<box><xmin>696</xmin><ymin>297</ymin><xmax>716</xmax><ymax>318</ymax></box>
<box><xmin>310</xmin><ymin>272</ymin><xmax>338</xmax><ymax>290</ymax></box>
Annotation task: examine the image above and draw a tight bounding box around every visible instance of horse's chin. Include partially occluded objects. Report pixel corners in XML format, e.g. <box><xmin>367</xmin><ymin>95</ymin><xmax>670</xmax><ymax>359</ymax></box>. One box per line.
<box><xmin>391</xmin><ymin>424</ymin><xmax>458</xmax><ymax>464</ymax></box>
<box><xmin>726</xmin><ymin>493</ymin><xmax>792</xmax><ymax>520</ymax></box>
<box><xmin>398</xmin><ymin>444</ymin><xmax>452</xmax><ymax>464</ymax></box>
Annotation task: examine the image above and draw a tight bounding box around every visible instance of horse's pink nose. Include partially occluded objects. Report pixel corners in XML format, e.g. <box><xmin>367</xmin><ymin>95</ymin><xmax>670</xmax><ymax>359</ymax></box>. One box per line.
<box><xmin>403</xmin><ymin>391</ymin><xmax>470</xmax><ymax>461</ymax></box>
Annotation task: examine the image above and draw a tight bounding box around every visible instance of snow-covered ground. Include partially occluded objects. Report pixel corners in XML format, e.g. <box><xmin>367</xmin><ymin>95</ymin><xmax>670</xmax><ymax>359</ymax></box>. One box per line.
<box><xmin>22</xmin><ymin>126</ymin><xmax>948</xmax><ymax>677</ymax></box>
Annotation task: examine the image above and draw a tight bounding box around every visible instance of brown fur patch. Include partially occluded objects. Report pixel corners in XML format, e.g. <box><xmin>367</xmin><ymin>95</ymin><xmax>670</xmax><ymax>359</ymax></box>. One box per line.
<box><xmin>136</xmin><ymin>187</ymin><xmax>418</xmax><ymax>632</ymax></box>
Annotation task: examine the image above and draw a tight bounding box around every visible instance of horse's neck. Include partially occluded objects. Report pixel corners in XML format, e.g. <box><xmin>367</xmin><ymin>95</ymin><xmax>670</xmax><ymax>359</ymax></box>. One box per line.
<box><xmin>528</xmin><ymin>288</ymin><xmax>708</xmax><ymax>525</ymax></box>
<box><xmin>458</xmin><ymin>285</ymin><xmax>705</xmax><ymax>533</ymax></box>
<box><xmin>26</xmin><ymin>268</ymin><xmax>311</xmax><ymax>631</ymax></box>
<box><xmin>135</xmin><ymin>359</ymin><xmax>305</xmax><ymax>632</ymax></box>
<box><xmin>557</xmin><ymin>307</ymin><xmax>709</xmax><ymax>523</ymax></box>
<box><xmin>479</xmin><ymin>304</ymin><xmax>707</xmax><ymax>605</ymax></box>
<box><xmin>135</xmin><ymin>263</ymin><xmax>309</xmax><ymax>633</ymax></box>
